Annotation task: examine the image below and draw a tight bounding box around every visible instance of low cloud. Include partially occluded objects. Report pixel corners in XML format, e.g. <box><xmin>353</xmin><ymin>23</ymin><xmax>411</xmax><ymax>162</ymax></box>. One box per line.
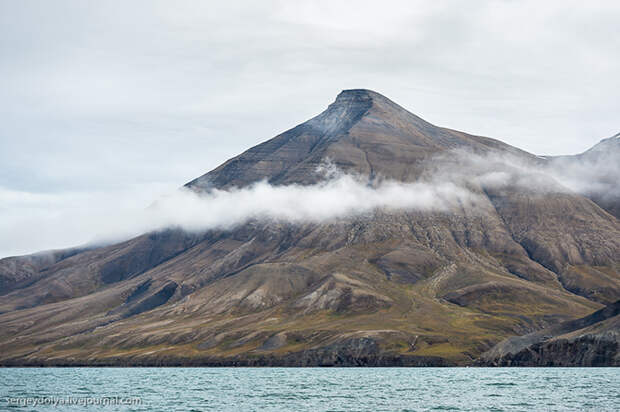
<box><xmin>139</xmin><ymin>174</ymin><xmax>477</xmax><ymax>232</ymax></box>
<box><xmin>85</xmin><ymin>164</ymin><xmax>481</xmax><ymax>247</ymax></box>
<box><xmin>543</xmin><ymin>137</ymin><xmax>620</xmax><ymax>201</ymax></box>
<box><xmin>431</xmin><ymin>146</ymin><xmax>620</xmax><ymax>200</ymax></box>
<box><xmin>0</xmin><ymin>169</ymin><xmax>474</xmax><ymax>258</ymax></box>
<box><xmin>1</xmin><ymin>146</ymin><xmax>616</xmax><ymax>259</ymax></box>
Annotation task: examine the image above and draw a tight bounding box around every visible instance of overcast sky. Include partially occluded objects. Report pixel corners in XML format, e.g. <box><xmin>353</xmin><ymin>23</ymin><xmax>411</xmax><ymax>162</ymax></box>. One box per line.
<box><xmin>1</xmin><ymin>0</ymin><xmax>619</xmax><ymax>257</ymax></box>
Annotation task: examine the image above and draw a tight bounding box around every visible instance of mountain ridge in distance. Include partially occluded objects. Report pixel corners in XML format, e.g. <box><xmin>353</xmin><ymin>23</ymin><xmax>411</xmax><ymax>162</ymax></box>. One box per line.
<box><xmin>0</xmin><ymin>89</ymin><xmax>618</xmax><ymax>366</ymax></box>
<box><xmin>546</xmin><ymin>131</ymin><xmax>620</xmax><ymax>218</ymax></box>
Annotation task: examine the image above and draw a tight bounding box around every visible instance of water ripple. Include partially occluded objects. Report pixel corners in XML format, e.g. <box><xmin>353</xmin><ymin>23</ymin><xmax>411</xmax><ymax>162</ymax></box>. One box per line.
<box><xmin>0</xmin><ymin>367</ymin><xmax>618</xmax><ymax>411</ymax></box>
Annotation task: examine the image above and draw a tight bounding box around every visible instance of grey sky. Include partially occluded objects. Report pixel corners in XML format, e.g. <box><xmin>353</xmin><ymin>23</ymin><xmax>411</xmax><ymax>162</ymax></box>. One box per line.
<box><xmin>1</xmin><ymin>0</ymin><xmax>619</xmax><ymax>257</ymax></box>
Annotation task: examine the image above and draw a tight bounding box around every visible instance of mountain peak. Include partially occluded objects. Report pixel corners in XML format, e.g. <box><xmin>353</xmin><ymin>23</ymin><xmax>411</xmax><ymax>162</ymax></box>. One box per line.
<box><xmin>331</xmin><ymin>89</ymin><xmax>408</xmax><ymax>114</ymax></box>
<box><xmin>306</xmin><ymin>89</ymin><xmax>422</xmax><ymax>140</ymax></box>
<box><xmin>186</xmin><ymin>89</ymin><xmax>529</xmax><ymax>190</ymax></box>
<box><xmin>333</xmin><ymin>89</ymin><xmax>382</xmax><ymax>104</ymax></box>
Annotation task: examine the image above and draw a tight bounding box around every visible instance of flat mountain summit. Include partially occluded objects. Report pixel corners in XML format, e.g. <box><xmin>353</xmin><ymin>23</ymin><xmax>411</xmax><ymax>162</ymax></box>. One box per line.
<box><xmin>0</xmin><ymin>90</ymin><xmax>618</xmax><ymax>366</ymax></box>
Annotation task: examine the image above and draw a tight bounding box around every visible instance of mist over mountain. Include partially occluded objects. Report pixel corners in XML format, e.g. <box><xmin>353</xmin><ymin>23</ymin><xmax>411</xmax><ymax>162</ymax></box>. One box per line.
<box><xmin>0</xmin><ymin>90</ymin><xmax>617</xmax><ymax>366</ymax></box>
<box><xmin>545</xmin><ymin>133</ymin><xmax>620</xmax><ymax>218</ymax></box>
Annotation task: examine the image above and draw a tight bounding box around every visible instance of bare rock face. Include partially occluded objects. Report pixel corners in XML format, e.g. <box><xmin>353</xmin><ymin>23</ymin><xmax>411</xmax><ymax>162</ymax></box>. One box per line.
<box><xmin>487</xmin><ymin>334</ymin><xmax>618</xmax><ymax>367</ymax></box>
<box><xmin>479</xmin><ymin>301</ymin><xmax>619</xmax><ymax>366</ymax></box>
<box><xmin>0</xmin><ymin>90</ymin><xmax>618</xmax><ymax>366</ymax></box>
<box><xmin>0</xmin><ymin>247</ymin><xmax>87</xmax><ymax>296</ymax></box>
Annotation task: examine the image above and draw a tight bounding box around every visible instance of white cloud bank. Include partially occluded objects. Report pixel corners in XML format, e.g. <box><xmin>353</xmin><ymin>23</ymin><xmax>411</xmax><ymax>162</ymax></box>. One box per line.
<box><xmin>0</xmin><ymin>173</ymin><xmax>475</xmax><ymax>258</ymax></box>
<box><xmin>140</xmin><ymin>175</ymin><xmax>475</xmax><ymax>232</ymax></box>
<box><xmin>0</xmin><ymin>156</ymin><xmax>491</xmax><ymax>258</ymax></box>
<box><xmin>2</xmin><ymin>147</ymin><xmax>616</xmax><ymax>259</ymax></box>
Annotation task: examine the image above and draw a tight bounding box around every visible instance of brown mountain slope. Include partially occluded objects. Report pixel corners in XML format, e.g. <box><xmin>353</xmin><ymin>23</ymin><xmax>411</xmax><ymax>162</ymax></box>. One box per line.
<box><xmin>186</xmin><ymin>89</ymin><xmax>533</xmax><ymax>190</ymax></box>
<box><xmin>0</xmin><ymin>90</ymin><xmax>618</xmax><ymax>366</ymax></box>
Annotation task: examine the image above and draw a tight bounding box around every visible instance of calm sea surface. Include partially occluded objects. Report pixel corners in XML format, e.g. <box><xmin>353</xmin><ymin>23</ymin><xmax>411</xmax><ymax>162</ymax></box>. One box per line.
<box><xmin>1</xmin><ymin>367</ymin><xmax>618</xmax><ymax>411</ymax></box>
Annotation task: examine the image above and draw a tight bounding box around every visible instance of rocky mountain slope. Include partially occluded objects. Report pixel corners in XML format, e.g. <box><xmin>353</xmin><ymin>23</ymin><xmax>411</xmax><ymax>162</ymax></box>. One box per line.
<box><xmin>480</xmin><ymin>300</ymin><xmax>619</xmax><ymax>366</ymax></box>
<box><xmin>0</xmin><ymin>90</ymin><xmax>618</xmax><ymax>366</ymax></box>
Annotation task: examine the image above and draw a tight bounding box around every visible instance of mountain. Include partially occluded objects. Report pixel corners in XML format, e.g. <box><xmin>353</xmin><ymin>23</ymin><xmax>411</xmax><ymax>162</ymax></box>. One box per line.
<box><xmin>186</xmin><ymin>89</ymin><xmax>532</xmax><ymax>190</ymax></box>
<box><xmin>0</xmin><ymin>89</ymin><xmax>618</xmax><ymax>366</ymax></box>
<box><xmin>480</xmin><ymin>300</ymin><xmax>619</xmax><ymax>366</ymax></box>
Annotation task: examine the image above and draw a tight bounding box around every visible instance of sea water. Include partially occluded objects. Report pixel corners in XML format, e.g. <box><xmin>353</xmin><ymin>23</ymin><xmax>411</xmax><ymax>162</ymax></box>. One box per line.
<box><xmin>1</xmin><ymin>367</ymin><xmax>618</xmax><ymax>411</ymax></box>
